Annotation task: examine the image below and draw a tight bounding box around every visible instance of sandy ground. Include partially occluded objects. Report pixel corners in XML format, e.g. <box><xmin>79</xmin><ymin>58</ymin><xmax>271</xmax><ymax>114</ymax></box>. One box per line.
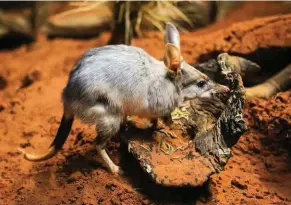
<box><xmin>0</xmin><ymin>2</ymin><xmax>291</xmax><ymax>205</ymax></box>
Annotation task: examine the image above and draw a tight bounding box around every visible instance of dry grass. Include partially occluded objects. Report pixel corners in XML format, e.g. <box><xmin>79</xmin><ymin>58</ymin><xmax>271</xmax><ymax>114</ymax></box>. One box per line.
<box><xmin>54</xmin><ymin>1</ymin><xmax>207</xmax><ymax>37</ymax></box>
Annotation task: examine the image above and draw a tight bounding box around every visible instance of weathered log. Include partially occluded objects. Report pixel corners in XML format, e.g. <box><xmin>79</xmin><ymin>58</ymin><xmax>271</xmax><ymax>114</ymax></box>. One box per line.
<box><xmin>193</xmin><ymin>53</ymin><xmax>247</xmax><ymax>158</ymax></box>
<box><xmin>245</xmin><ymin>63</ymin><xmax>291</xmax><ymax>99</ymax></box>
<box><xmin>121</xmin><ymin>53</ymin><xmax>247</xmax><ymax>187</ymax></box>
<box><xmin>194</xmin><ymin>54</ymin><xmax>291</xmax><ymax>99</ymax></box>
<box><xmin>0</xmin><ymin>2</ymin><xmax>50</xmax><ymax>41</ymax></box>
<box><xmin>45</xmin><ymin>3</ymin><xmax>113</xmax><ymax>38</ymax></box>
<box><xmin>0</xmin><ymin>10</ymin><xmax>33</xmax><ymax>39</ymax></box>
<box><xmin>193</xmin><ymin>54</ymin><xmax>260</xmax><ymax>83</ymax></box>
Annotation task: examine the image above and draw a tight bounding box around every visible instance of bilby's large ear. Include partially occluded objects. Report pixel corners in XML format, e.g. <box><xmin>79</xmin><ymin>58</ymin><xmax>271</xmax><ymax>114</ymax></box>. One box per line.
<box><xmin>164</xmin><ymin>43</ymin><xmax>181</xmax><ymax>74</ymax></box>
<box><xmin>164</xmin><ymin>23</ymin><xmax>180</xmax><ymax>50</ymax></box>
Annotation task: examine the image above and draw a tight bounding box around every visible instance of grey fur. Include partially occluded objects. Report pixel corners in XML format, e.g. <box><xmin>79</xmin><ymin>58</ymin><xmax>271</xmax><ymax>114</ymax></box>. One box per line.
<box><xmin>62</xmin><ymin>44</ymin><xmax>216</xmax><ymax>125</ymax></box>
<box><xmin>63</xmin><ymin>45</ymin><xmax>182</xmax><ymax>124</ymax></box>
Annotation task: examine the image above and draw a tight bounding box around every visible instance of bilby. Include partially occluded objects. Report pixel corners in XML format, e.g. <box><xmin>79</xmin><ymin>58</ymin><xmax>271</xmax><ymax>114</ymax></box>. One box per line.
<box><xmin>20</xmin><ymin>23</ymin><xmax>229</xmax><ymax>174</ymax></box>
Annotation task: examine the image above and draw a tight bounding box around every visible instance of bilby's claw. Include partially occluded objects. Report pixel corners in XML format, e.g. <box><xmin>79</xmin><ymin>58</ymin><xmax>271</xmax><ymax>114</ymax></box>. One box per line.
<box><xmin>111</xmin><ymin>164</ymin><xmax>122</xmax><ymax>176</ymax></box>
<box><xmin>110</xmin><ymin>164</ymin><xmax>126</xmax><ymax>176</ymax></box>
<box><xmin>96</xmin><ymin>145</ymin><xmax>123</xmax><ymax>176</ymax></box>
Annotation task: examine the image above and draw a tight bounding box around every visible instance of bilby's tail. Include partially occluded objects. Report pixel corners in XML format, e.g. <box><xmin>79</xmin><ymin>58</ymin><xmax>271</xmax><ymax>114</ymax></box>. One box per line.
<box><xmin>19</xmin><ymin>113</ymin><xmax>74</xmax><ymax>162</ymax></box>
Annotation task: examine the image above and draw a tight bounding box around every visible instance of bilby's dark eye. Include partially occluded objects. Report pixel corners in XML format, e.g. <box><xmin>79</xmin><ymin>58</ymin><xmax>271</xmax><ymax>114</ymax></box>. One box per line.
<box><xmin>197</xmin><ymin>80</ymin><xmax>206</xmax><ymax>88</ymax></box>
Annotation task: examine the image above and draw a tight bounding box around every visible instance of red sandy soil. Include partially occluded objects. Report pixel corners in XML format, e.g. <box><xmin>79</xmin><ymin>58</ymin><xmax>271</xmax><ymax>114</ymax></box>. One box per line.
<box><xmin>0</xmin><ymin>2</ymin><xmax>291</xmax><ymax>205</ymax></box>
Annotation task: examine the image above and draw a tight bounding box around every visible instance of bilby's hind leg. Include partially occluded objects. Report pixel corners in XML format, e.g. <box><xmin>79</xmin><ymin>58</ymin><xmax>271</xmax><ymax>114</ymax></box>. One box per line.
<box><xmin>94</xmin><ymin>114</ymin><xmax>122</xmax><ymax>175</ymax></box>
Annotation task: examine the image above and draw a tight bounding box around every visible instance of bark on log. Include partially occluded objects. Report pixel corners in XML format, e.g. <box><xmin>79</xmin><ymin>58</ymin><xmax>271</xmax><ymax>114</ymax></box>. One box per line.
<box><xmin>194</xmin><ymin>53</ymin><xmax>247</xmax><ymax>159</ymax></box>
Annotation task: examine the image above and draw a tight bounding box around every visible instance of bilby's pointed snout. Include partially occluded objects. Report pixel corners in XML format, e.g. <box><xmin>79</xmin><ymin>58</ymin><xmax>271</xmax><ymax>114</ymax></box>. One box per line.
<box><xmin>215</xmin><ymin>84</ymin><xmax>230</xmax><ymax>94</ymax></box>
